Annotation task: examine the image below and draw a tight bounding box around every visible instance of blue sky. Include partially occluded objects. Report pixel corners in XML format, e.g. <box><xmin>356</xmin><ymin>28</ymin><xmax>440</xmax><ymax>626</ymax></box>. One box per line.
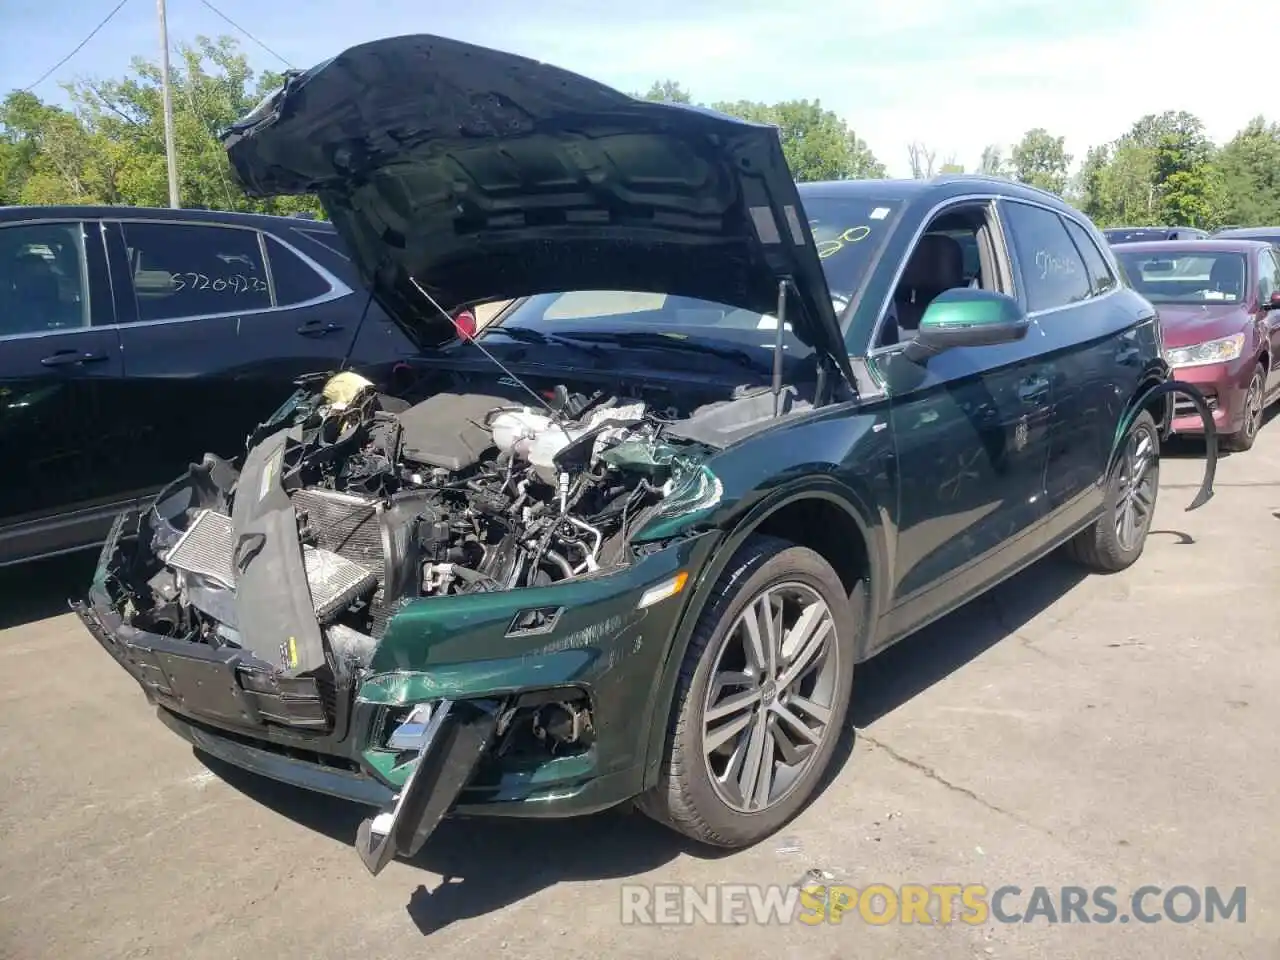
<box><xmin>2</xmin><ymin>0</ymin><xmax>1271</xmax><ymax>177</ymax></box>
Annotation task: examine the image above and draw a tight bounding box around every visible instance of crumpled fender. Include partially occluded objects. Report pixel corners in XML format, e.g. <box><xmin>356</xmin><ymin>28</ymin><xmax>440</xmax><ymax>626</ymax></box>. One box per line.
<box><xmin>1110</xmin><ymin>380</ymin><xmax>1217</xmax><ymax>512</ymax></box>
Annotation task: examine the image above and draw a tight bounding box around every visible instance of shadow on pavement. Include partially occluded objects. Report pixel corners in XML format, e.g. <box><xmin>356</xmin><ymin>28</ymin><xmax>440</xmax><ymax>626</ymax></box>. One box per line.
<box><xmin>0</xmin><ymin>550</ymin><xmax>96</xmax><ymax>631</ymax></box>
<box><xmin>198</xmin><ymin>550</ymin><xmax>1090</xmax><ymax>937</ymax></box>
<box><xmin>197</xmin><ymin>750</ymin><xmax>715</xmax><ymax>935</ymax></box>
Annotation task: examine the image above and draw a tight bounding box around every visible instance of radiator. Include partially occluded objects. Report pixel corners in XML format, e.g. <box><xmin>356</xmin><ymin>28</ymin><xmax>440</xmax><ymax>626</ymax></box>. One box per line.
<box><xmin>163</xmin><ymin>508</ymin><xmax>378</xmax><ymax>623</ymax></box>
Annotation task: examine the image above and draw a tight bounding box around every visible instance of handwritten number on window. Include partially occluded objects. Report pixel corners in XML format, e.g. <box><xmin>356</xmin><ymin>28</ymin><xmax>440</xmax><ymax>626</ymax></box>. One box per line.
<box><xmin>816</xmin><ymin>225</ymin><xmax>872</xmax><ymax>260</ymax></box>
<box><xmin>167</xmin><ymin>272</ymin><xmax>267</xmax><ymax>294</ymax></box>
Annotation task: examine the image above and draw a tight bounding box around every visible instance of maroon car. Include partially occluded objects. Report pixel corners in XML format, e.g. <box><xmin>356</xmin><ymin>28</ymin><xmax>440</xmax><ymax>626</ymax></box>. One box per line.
<box><xmin>1113</xmin><ymin>239</ymin><xmax>1280</xmax><ymax>451</ymax></box>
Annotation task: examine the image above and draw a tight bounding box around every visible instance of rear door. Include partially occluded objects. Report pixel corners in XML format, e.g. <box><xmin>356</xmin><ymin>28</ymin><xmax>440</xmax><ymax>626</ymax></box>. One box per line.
<box><xmin>1256</xmin><ymin>247</ymin><xmax>1280</xmax><ymax>396</ymax></box>
<box><xmin>0</xmin><ymin>219</ymin><xmax>125</xmax><ymax>562</ymax></box>
<box><xmin>111</xmin><ymin>218</ymin><xmax>361</xmax><ymax>480</ymax></box>
<box><xmin>1001</xmin><ymin>201</ymin><xmax>1152</xmax><ymax>524</ymax></box>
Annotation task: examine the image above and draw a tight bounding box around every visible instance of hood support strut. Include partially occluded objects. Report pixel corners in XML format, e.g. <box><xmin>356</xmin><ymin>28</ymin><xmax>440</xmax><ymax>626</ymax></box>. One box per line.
<box><xmin>772</xmin><ymin>279</ymin><xmax>791</xmax><ymax>417</ymax></box>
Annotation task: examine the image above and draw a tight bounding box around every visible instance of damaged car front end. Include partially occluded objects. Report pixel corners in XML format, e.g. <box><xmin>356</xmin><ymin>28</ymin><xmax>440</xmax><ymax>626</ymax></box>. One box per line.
<box><xmin>74</xmin><ymin>33</ymin><xmax>860</xmax><ymax>875</ymax></box>
<box><xmin>75</xmin><ymin>360</ymin><xmax>765</xmax><ymax>873</ymax></box>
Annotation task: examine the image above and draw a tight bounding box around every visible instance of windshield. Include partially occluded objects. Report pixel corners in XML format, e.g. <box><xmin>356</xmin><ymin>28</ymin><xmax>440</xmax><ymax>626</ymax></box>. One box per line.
<box><xmin>1114</xmin><ymin>250</ymin><xmax>1248</xmax><ymax>304</ymax></box>
<box><xmin>486</xmin><ymin>196</ymin><xmax>903</xmax><ymax>356</ymax></box>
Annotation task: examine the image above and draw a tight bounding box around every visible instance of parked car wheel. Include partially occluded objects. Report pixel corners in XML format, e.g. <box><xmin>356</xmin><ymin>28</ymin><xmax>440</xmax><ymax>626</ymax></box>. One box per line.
<box><xmin>1222</xmin><ymin>363</ymin><xmax>1266</xmax><ymax>453</ymax></box>
<box><xmin>638</xmin><ymin>535</ymin><xmax>856</xmax><ymax>847</ymax></box>
<box><xmin>1065</xmin><ymin>410</ymin><xmax>1160</xmax><ymax>573</ymax></box>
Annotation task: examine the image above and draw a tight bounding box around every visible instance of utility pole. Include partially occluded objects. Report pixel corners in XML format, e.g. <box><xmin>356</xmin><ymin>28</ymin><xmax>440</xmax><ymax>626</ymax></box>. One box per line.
<box><xmin>157</xmin><ymin>0</ymin><xmax>180</xmax><ymax>208</ymax></box>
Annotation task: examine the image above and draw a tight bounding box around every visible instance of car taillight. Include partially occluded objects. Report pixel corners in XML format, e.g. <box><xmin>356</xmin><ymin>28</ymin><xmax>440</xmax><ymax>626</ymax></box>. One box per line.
<box><xmin>453</xmin><ymin>309</ymin><xmax>477</xmax><ymax>340</ymax></box>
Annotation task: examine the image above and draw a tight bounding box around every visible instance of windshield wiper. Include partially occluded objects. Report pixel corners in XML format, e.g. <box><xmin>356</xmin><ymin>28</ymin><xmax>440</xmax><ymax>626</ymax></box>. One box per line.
<box><xmin>552</xmin><ymin>330</ymin><xmax>772</xmax><ymax>373</ymax></box>
<box><xmin>484</xmin><ymin>324</ymin><xmax>610</xmax><ymax>361</ymax></box>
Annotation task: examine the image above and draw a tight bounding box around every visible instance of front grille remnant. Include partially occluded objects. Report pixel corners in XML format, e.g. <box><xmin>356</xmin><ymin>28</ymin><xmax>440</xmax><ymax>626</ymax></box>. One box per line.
<box><xmin>163</xmin><ymin>508</ymin><xmax>377</xmax><ymax>623</ymax></box>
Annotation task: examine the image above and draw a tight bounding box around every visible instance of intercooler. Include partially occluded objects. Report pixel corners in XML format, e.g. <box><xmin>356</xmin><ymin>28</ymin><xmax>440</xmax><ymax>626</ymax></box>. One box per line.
<box><xmin>162</xmin><ymin>502</ymin><xmax>380</xmax><ymax>624</ymax></box>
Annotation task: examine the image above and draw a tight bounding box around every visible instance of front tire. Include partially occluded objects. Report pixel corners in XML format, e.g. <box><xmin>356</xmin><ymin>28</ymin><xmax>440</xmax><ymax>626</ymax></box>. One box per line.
<box><xmin>1064</xmin><ymin>409</ymin><xmax>1160</xmax><ymax>573</ymax></box>
<box><xmin>1222</xmin><ymin>363</ymin><xmax>1266</xmax><ymax>453</ymax></box>
<box><xmin>637</xmin><ymin>535</ymin><xmax>857</xmax><ymax>848</ymax></box>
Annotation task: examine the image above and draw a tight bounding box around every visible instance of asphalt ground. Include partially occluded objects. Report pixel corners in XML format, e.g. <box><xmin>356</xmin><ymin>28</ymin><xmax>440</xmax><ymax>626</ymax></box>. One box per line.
<box><xmin>1</xmin><ymin>417</ymin><xmax>1276</xmax><ymax>959</ymax></box>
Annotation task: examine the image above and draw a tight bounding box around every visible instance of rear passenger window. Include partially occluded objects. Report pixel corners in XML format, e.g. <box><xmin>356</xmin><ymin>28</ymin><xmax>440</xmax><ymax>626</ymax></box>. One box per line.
<box><xmin>265</xmin><ymin>235</ymin><xmax>333</xmax><ymax>306</ymax></box>
<box><xmin>122</xmin><ymin>222</ymin><xmax>270</xmax><ymax>321</ymax></box>
<box><xmin>1063</xmin><ymin>218</ymin><xmax>1117</xmax><ymax>296</ymax></box>
<box><xmin>1002</xmin><ymin>202</ymin><xmax>1091</xmax><ymax>312</ymax></box>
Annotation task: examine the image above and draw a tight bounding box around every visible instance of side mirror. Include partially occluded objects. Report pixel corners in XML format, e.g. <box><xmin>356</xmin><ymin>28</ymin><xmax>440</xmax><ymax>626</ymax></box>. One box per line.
<box><xmin>902</xmin><ymin>288</ymin><xmax>1030</xmax><ymax>364</ymax></box>
<box><xmin>1262</xmin><ymin>291</ymin><xmax>1280</xmax><ymax>312</ymax></box>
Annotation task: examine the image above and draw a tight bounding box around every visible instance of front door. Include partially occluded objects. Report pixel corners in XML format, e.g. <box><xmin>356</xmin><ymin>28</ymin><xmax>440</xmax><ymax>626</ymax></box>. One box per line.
<box><xmin>875</xmin><ymin>204</ymin><xmax>1054</xmax><ymax>635</ymax></box>
<box><xmin>0</xmin><ymin>220</ymin><xmax>125</xmax><ymax>562</ymax></box>
<box><xmin>880</xmin><ymin>338</ymin><xmax>1054</xmax><ymax>618</ymax></box>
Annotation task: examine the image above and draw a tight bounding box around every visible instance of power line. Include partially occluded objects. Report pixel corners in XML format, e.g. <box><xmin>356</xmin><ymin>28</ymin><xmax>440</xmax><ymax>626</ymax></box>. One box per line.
<box><xmin>197</xmin><ymin>0</ymin><xmax>294</xmax><ymax>69</ymax></box>
<box><xmin>23</xmin><ymin>0</ymin><xmax>133</xmax><ymax>92</ymax></box>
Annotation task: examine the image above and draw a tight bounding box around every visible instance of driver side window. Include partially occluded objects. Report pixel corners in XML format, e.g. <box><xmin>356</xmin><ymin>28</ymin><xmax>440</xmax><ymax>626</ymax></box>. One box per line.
<box><xmin>876</xmin><ymin>203</ymin><xmax>1001</xmax><ymax>348</ymax></box>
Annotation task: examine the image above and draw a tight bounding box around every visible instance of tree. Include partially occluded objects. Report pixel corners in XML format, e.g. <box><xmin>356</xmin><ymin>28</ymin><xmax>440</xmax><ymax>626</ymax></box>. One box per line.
<box><xmin>634</xmin><ymin>83</ymin><xmax>886</xmax><ymax>181</ymax></box>
<box><xmin>1075</xmin><ymin>144</ymin><xmax>1111</xmax><ymax>221</ymax></box>
<box><xmin>939</xmin><ymin>154</ymin><xmax>964</xmax><ymax>175</ymax></box>
<box><xmin>977</xmin><ymin>145</ymin><xmax>1008</xmax><ymax>177</ymax></box>
<box><xmin>709</xmin><ymin>98</ymin><xmax>885</xmax><ymax>181</ymax></box>
<box><xmin>639</xmin><ymin>79</ymin><xmax>691</xmax><ymax>103</ymax></box>
<box><xmin>0</xmin><ymin>35</ymin><xmax>321</xmax><ymax>215</ymax></box>
<box><xmin>906</xmin><ymin>141</ymin><xmax>937</xmax><ymax>179</ymax></box>
<box><xmin>1215</xmin><ymin>116</ymin><xmax>1280</xmax><ymax>226</ymax></box>
<box><xmin>1011</xmin><ymin>128</ymin><xmax>1071</xmax><ymax>195</ymax></box>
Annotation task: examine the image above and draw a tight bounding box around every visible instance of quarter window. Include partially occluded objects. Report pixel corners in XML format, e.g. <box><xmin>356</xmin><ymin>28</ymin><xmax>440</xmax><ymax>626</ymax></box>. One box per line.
<box><xmin>121</xmin><ymin>222</ymin><xmax>271</xmax><ymax>321</ymax></box>
<box><xmin>0</xmin><ymin>223</ymin><xmax>91</xmax><ymax>336</ymax></box>
<box><xmin>1062</xmin><ymin>218</ymin><xmax>1117</xmax><ymax>296</ymax></box>
<box><xmin>265</xmin><ymin>235</ymin><xmax>333</xmax><ymax>306</ymax></box>
<box><xmin>1002</xmin><ymin>202</ymin><xmax>1091</xmax><ymax>312</ymax></box>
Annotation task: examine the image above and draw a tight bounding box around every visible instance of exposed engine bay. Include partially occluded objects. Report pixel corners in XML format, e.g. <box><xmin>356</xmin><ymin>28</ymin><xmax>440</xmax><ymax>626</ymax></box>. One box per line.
<box><xmin>116</xmin><ymin>369</ymin><xmax>803</xmax><ymax>701</ymax></box>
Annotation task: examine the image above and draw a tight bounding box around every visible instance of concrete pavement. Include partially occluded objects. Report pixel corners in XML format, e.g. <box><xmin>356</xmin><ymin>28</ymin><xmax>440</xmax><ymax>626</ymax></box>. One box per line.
<box><xmin>1</xmin><ymin>420</ymin><xmax>1277</xmax><ymax>960</ymax></box>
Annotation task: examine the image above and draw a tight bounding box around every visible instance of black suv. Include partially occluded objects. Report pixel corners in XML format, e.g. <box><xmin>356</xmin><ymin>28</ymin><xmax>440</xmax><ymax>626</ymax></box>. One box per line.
<box><xmin>0</xmin><ymin>207</ymin><xmax>418</xmax><ymax>566</ymax></box>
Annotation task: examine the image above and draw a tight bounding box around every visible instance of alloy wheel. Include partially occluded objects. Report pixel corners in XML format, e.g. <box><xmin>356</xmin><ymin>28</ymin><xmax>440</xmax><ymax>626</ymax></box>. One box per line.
<box><xmin>1242</xmin><ymin>373</ymin><xmax>1264</xmax><ymax>441</ymax></box>
<box><xmin>1114</xmin><ymin>425</ymin><xmax>1157</xmax><ymax>553</ymax></box>
<box><xmin>701</xmin><ymin>582</ymin><xmax>840</xmax><ymax>814</ymax></box>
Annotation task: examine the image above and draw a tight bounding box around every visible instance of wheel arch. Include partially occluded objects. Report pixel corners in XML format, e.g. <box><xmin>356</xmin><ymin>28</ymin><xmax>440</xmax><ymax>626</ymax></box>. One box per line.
<box><xmin>638</xmin><ymin>478</ymin><xmax>888</xmax><ymax>786</ymax></box>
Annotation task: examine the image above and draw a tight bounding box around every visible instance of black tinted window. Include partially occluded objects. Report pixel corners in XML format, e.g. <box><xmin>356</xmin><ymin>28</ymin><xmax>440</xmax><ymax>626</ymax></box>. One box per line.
<box><xmin>0</xmin><ymin>223</ymin><xmax>90</xmax><ymax>336</ymax></box>
<box><xmin>1003</xmin><ymin>202</ymin><xmax>1091</xmax><ymax>312</ymax></box>
<box><xmin>122</xmin><ymin>222</ymin><xmax>270</xmax><ymax>321</ymax></box>
<box><xmin>1063</xmin><ymin>218</ymin><xmax>1116</xmax><ymax>295</ymax></box>
<box><xmin>266</xmin><ymin>235</ymin><xmax>333</xmax><ymax>306</ymax></box>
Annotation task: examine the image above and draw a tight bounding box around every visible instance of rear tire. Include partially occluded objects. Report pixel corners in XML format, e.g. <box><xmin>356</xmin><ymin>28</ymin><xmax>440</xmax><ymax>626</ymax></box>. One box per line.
<box><xmin>1065</xmin><ymin>410</ymin><xmax>1160</xmax><ymax>573</ymax></box>
<box><xmin>637</xmin><ymin>535</ymin><xmax>856</xmax><ymax>848</ymax></box>
<box><xmin>1222</xmin><ymin>363</ymin><xmax>1265</xmax><ymax>453</ymax></box>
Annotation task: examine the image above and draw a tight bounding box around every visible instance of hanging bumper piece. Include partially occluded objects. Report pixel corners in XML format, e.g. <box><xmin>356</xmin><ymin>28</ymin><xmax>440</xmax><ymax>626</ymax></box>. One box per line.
<box><xmin>354</xmin><ymin>698</ymin><xmax>501</xmax><ymax>876</ymax></box>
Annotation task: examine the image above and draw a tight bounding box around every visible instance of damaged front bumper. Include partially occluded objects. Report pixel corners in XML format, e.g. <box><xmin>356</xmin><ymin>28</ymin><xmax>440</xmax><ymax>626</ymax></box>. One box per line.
<box><xmin>75</xmin><ymin>509</ymin><xmax>720</xmax><ymax>876</ymax></box>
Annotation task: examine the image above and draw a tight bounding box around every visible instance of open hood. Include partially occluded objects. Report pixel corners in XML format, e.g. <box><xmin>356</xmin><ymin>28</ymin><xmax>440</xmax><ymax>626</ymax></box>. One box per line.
<box><xmin>221</xmin><ymin>34</ymin><xmax>854</xmax><ymax>387</ymax></box>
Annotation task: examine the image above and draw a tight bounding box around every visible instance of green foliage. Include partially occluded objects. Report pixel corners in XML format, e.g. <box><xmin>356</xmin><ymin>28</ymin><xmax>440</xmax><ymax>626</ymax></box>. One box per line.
<box><xmin>8</xmin><ymin>44</ymin><xmax>1280</xmax><ymax>232</ymax></box>
<box><xmin>640</xmin><ymin>83</ymin><xmax>886</xmax><ymax>182</ymax></box>
<box><xmin>0</xmin><ymin>35</ymin><xmax>321</xmax><ymax>216</ymax></box>
<box><xmin>1011</xmin><ymin>128</ymin><xmax>1071</xmax><ymax>195</ymax></box>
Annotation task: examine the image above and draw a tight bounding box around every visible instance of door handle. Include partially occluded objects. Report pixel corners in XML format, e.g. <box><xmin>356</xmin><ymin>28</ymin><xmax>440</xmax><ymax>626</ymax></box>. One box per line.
<box><xmin>1017</xmin><ymin>375</ymin><xmax>1050</xmax><ymax>403</ymax></box>
<box><xmin>297</xmin><ymin>321</ymin><xmax>344</xmax><ymax>336</ymax></box>
<box><xmin>41</xmin><ymin>350</ymin><xmax>107</xmax><ymax>367</ymax></box>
